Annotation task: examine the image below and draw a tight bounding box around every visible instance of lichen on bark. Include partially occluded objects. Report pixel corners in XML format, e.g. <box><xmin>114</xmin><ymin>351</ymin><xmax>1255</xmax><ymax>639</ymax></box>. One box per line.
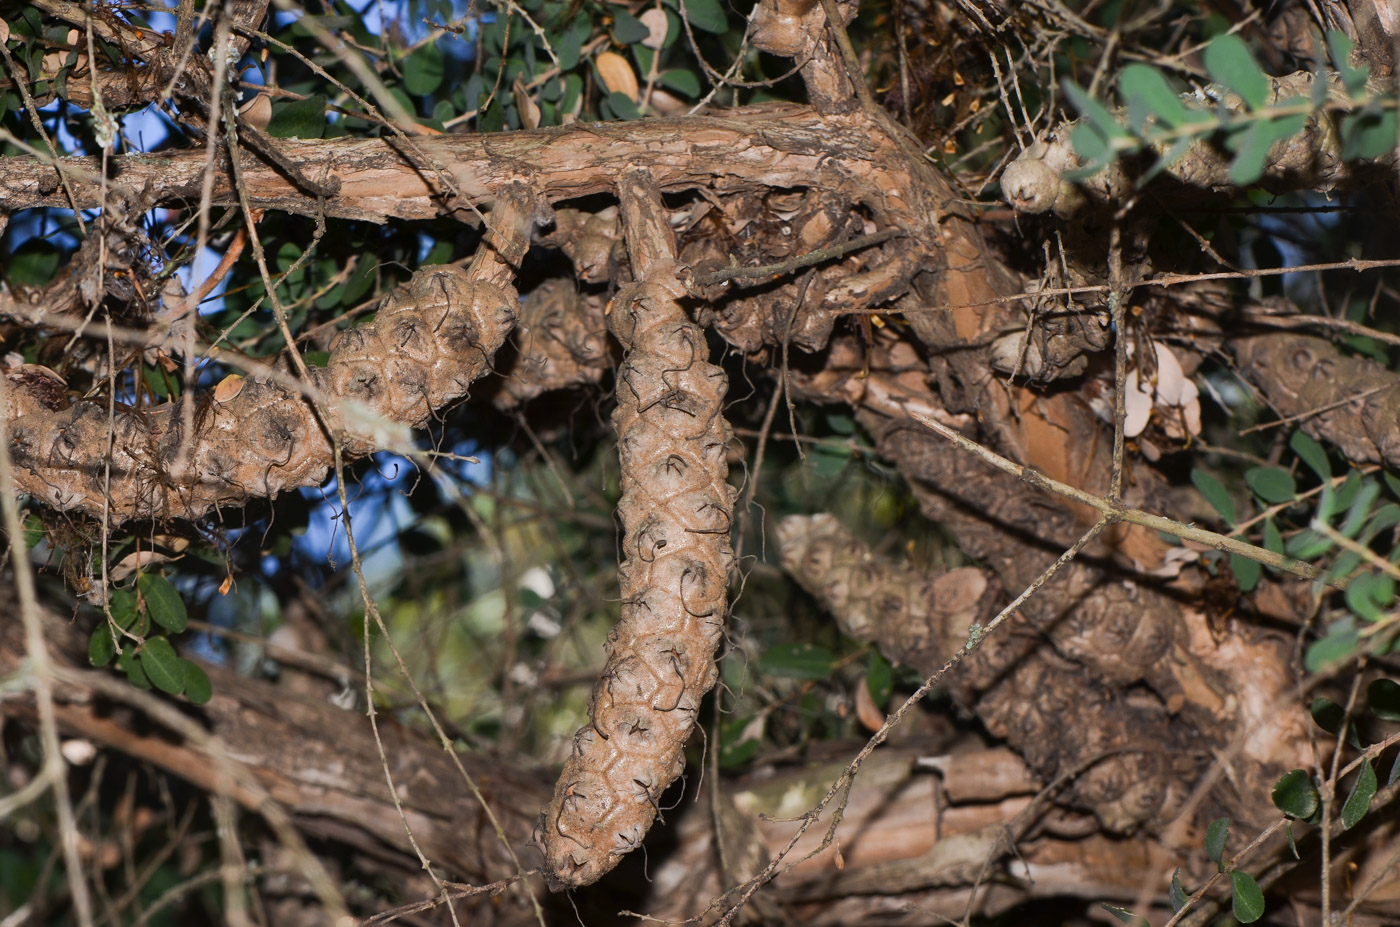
<box><xmin>537</xmin><ymin>171</ymin><xmax>736</xmax><ymax>890</ymax></box>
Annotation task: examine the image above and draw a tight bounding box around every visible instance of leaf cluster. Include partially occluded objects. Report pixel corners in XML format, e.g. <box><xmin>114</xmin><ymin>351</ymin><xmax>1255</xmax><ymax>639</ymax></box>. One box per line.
<box><xmin>1065</xmin><ymin>32</ymin><xmax>1397</xmax><ymax>187</ymax></box>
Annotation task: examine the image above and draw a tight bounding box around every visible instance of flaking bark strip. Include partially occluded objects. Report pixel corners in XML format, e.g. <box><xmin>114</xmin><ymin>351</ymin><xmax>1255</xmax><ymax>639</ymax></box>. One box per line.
<box><xmin>1</xmin><ymin>185</ymin><xmax>546</xmax><ymax>524</ymax></box>
<box><xmin>538</xmin><ymin>171</ymin><xmax>736</xmax><ymax>890</ymax></box>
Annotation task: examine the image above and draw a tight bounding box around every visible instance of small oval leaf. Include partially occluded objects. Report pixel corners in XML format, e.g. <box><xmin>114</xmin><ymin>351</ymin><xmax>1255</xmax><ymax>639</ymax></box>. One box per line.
<box><xmin>1168</xmin><ymin>868</ymin><xmax>1188</xmax><ymax>912</ymax></box>
<box><xmin>1231</xmin><ymin>553</ymin><xmax>1261</xmax><ymax>593</ymax></box>
<box><xmin>1367</xmin><ymin>678</ymin><xmax>1400</xmax><ymax>722</ymax></box>
<box><xmin>1230</xmin><ymin>870</ymin><xmax>1266</xmax><ymax>923</ymax></box>
<box><xmin>1341</xmin><ymin>758</ymin><xmax>1377</xmax><ymax>829</ymax></box>
<box><xmin>1271</xmin><ymin>769</ymin><xmax>1319</xmax><ymax>820</ymax></box>
<box><xmin>1204</xmin><ymin>816</ymin><xmax>1230</xmax><ymax>867</ymax></box>
<box><xmin>1204</xmin><ymin>34</ymin><xmax>1270</xmax><ymax>111</ymax></box>
<box><xmin>180</xmin><ymin>658</ymin><xmax>213</xmax><ymax>705</ymax></box>
<box><xmin>1192</xmin><ymin>469</ymin><xmax>1237</xmax><ymax>525</ymax></box>
<box><xmin>759</xmin><ymin>642</ymin><xmax>838</xmax><ymax>680</ymax></box>
<box><xmin>1290</xmin><ymin>431</ymin><xmax>1330</xmax><ymax>480</ymax></box>
<box><xmin>89</xmin><ymin>623</ymin><xmax>117</xmax><ymax>668</ymax></box>
<box><xmin>138</xmin><ymin>573</ymin><xmax>188</xmax><ymax>632</ymax></box>
<box><xmin>1246</xmin><ymin>467</ymin><xmax>1296</xmax><ymax>504</ymax></box>
<box><xmin>139</xmin><ymin>636</ymin><xmax>184</xmax><ymax>695</ymax></box>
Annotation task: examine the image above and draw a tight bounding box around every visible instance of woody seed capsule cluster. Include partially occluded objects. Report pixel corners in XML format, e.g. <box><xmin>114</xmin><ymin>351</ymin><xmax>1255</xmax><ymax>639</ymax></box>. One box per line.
<box><xmin>538</xmin><ymin>171</ymin><xmax>735</xmax><ymax>889</ymax></box>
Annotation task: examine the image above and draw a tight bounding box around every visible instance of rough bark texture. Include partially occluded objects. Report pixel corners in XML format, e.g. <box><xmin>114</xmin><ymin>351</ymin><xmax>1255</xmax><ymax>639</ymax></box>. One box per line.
<box><xmin>537</xmin><ymin>171</ymin><xmax>736</xmax><ymax>889</ymax></box>
<box><xmin>0</xmin><ymin>589</ymin><xmax>547</xmax><ymax>889</ymax></box>
<box><xmin>1233</xmin><ymin>321</ymin><xmax>1400</xmax><ymax>471</ymax></box>
<box><xmin>493</xmin><ymin>280</ymin><xmax>610</xmax><ymax>410</ymax></box>
<box><xmin>0</xmin><ymin>108</ymin><xmax>888</xmax><ymax>223</ymax></box>
<box><xmin>1</xmin><ymin>186</ymin><xmax>543</xmax><ymax>523</ymax></box>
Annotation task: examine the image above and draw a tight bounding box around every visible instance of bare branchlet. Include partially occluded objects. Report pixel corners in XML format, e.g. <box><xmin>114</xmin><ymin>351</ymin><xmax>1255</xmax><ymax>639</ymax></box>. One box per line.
<box><xmin>537</xmin><ymin>171</ymin><xmax>735</xmax><ymax>889</ymax></box>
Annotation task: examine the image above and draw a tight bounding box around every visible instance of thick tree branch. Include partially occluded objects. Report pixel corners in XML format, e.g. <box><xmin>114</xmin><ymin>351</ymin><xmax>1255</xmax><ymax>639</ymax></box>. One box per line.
<box><xmin>0</xmin><ymin>107</ymin><xmax>892</xmax><ymax>223</ymax></box>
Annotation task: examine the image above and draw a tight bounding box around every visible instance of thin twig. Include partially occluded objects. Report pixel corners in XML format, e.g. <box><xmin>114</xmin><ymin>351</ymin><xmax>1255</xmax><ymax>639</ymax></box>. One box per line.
<box><xmin>910</xmin><ymin>412</ymin><xmax>1335</xmax><ymax>586</ymax></box>
<box><xmin>690</xmin><ymin>229</ymin><xmax>901</xmax><ymax>287</ymax></box>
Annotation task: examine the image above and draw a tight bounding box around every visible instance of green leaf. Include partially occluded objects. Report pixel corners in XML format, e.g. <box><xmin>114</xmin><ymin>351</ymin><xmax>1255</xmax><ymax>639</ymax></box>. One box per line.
<box><xmin>603</xmin><ymin>90</ymin><xmax>642</xmax><ymax>121</ymax></box>
<box><xmin>759</xmin><ymin>642</ymin><xmax>838</xmax><ymax>680</ymax></box>
<box><xmin>1263</xmin><ymin>518</ymin><xmax>1284</xmax><ymax>561</ymax></box>
<box><xmin>1384</xmin><ymin>470</ymin><xmax>1400</xmax><ymax>500</ymax></box>
<box><xmin>1347</xmin><ymin>572</ymin><xmax>1394</xmax><ymax>623</ymax></box>
<box><xmin>1064</xmin><ymin>80</ymin><xmax>1129</xmax><ymax>138</ymax></box>
<box><xmin>866</xmin><ymin>649</ymin><xmax>893</xmax><ymax>706</ymax></box>
<box><xmin>266</xmin><ymin>94</ymin><xmax>327</xmax><ymax>138</ymax></box>
<box><xmin>1328</xmin><ymin>551</ymin><xmax>1364</xmax><ymax>587</ymax></box>
<box><xmin>180</xmin><ymin>659</ymin><xmax>213</xmax><ymax>705</ymax></box>
<box><xmin>1339</xmin><ymin>478</ymin><xmax>1382</xmax><ymax>539</ymax></box>
<box><xmin>1069</xmin><ymin>122</ymin><xmax>1114</xmax><ymax>171</ymax></box>
<box><xmin>1230</xmin><ymin>870</ymin><xmax>1266</xmax><ymax>923</ymax></box>
<box><xmin>560</xmin><ymin>73</ymin><xmax>583</xmax><ymax>116</ymax></box>
<box><xmin>1286</xmin><ymin>823</ymin><xmax>1300</xmax><ymax>859</ymax></box>
<box><xmin>1192</xmin><ymin>469</ymin><xmax>1237</xmax><ymax>525</ymax></box>
<box><xmin>1332</xmin><ymin>471</ymin><xmax>1362</xmax><ymax>520</ymax></box>
<box><xmin>1231</xmin><ymin>553</ymin><xmax>1261</xmax><ymax>593</ymax></box>
<box><xmin>1119</xmin><ymin>64</ymin><xmax>1188</xmax><ymax>132</ymax></box>
<box><xmin>1368</xmin><ymin>677</ymin><xmax>1400</xmax><ymax>722</ymax></box>
<box><xmin>1390</xmin><ymin>751</ymin><xmax>1400</xmax><ymax>788</ymax></box>
<box><xmin>480</xmin><ymin>97</ymin><xmax>505</xmax><ymax>133</ymax></box>
<box><xmin>612</xmin><ymin>9</ymin><xmax>650</xmax><ymax>44</ymax></box>
<box><xmin>1327</xmin><ymin>30</ymin><xmax>1369</xmax><ymax>95</ymax></box>
<box><xmin>119</xmin><ymin>645</ymin><xmax>152</xmax><ymax>690</ymax></box>
<box><xmin>1290</xmin><ymin>431</ymin><xmax>1330</xmax><ymax>480</ymax></box>
<box><xmin>22</xmin><ymin>514</ymin><xmax>44</xmax><ymax>550</ymax></box>
<box><xmin>1246</xmin><ymin>467</ymin><xmax>1296</xmax><ymax>504</ymax></box>
<box><xmin>1305</xmin><ymin>626</ymin><xmax>1360</xmax><ymax>672</ymax></box>
<box><xmin>339</xmin><ymin>255</ymin><xmax>378</xmax><ymax>307</ymax></box>
<box><xmin>7</xmin><ymin>240</ymin><xmax>62</xmax><ymax>287</ymax></box>
<box><xmin>1341</xmin><ymin>758</ymin><xmax>1377</xmax><ymax>829</ymax></box>
<box><xmin>1168</xmin><ymin>868</ymin><xmax>1188</xmax><ymax>913</ymax></box>
<box><xmin>660</xmin><ymin>68</ymin><xmax>700</xmax><ymax>98</ymax></box>
<box><xmin>1226</xmin><ymin>122</ymin><xmax>1272</xmax><ymax>186</ymax></box>
<box><xmin>1099</xmin><ymin>904</ymin><xmax>1148</xmax><ymax>926</ymax></box>
<box><xmin>403</xmin><ymin>41</ymin><xmax>445</xmax><ymax>95</ymax></box>
<box><xmin>1364</xmin><ymin>503</ymin><xmax>1400</xmax><ymax>539</ymax></box>
<box><xmin>139</xmin><ymin>637</ymin><xmax>185</xmax><ymax>695</ymax></box>
<box><xmin>109</xmin><ymin>588</ymin><xmax>140</xmax><ymax>630</ymax></box>
<box><xmin>1203</xmin><ymin>34</ymin><xmax>1270</xmax><ymax>111</ymax></box>
<box><xmin>1265</xmin><ymin>110</ymin><xmax>1309</xmax><ymax>147</ymax></box>
<box><xmin>89</xmin><ymin>623</ymin><xmax>117</xmax><ymax>668</ymax></box>
<box><xmin>1310</xmin><ymin>696</ymin><xmax>1362</xmax><ymax>748</ymax></box>
<box><xmin>1204</xmin><ymin>816</ymin><xmax>1230</xmax><ymax>867</ymax></box>
<box><xmin>1271</xmin><ymin>769</ymin><xmax>1319</xmax><ymax>820</ymax></box>
<box><xmin>1284</xmin><ymin>529</ymin><xmax>1332</xmax><ymax>560</ymax></box>
<box><xmin>1140</xmin><ymin>134</ymin><xmax>1200</xmax><ymax>185</ymax></box>
<box><xmin>677</xmin><ymin>0</ymin><xmax>727</xmax><ymax>34</ymax></box>
<box><xmin>719</xmin><ymin>715</ymin><xmax>760</xmax><ymax>768</ymax></box>
<box><xmin>1063</xmin><ymin>81</ymin><xmax>1133</xmax><ymax>174</ymax></box>
<box><xmin>554</xmin><ymin>23</ymin><xmax>582</xmax><ymax>70</ymax></box>
<box><xmin>138</xmin><ymin>573</ymin><xmax>188</xmax><ymax>633</ymax></box>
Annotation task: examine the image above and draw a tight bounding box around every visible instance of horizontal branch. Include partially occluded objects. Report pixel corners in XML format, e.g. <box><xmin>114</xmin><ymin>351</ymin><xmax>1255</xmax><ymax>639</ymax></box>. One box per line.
<box><xmin>0</xmin><ymin>106</ymin><xmax>892</xmax><ymax>223</ymax></box>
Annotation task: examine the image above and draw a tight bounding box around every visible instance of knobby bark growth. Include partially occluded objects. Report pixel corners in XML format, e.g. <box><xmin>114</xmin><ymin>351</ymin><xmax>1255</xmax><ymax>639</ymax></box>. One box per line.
<box><xmin>3</xmin><ymin>0</ymin><xmax>1400</xmax><ymax>923</ymax></box>
<box><xmin>538</xmin><ymin>172</ymin><xmax>736</xmax><ymax>888</ymax></box>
